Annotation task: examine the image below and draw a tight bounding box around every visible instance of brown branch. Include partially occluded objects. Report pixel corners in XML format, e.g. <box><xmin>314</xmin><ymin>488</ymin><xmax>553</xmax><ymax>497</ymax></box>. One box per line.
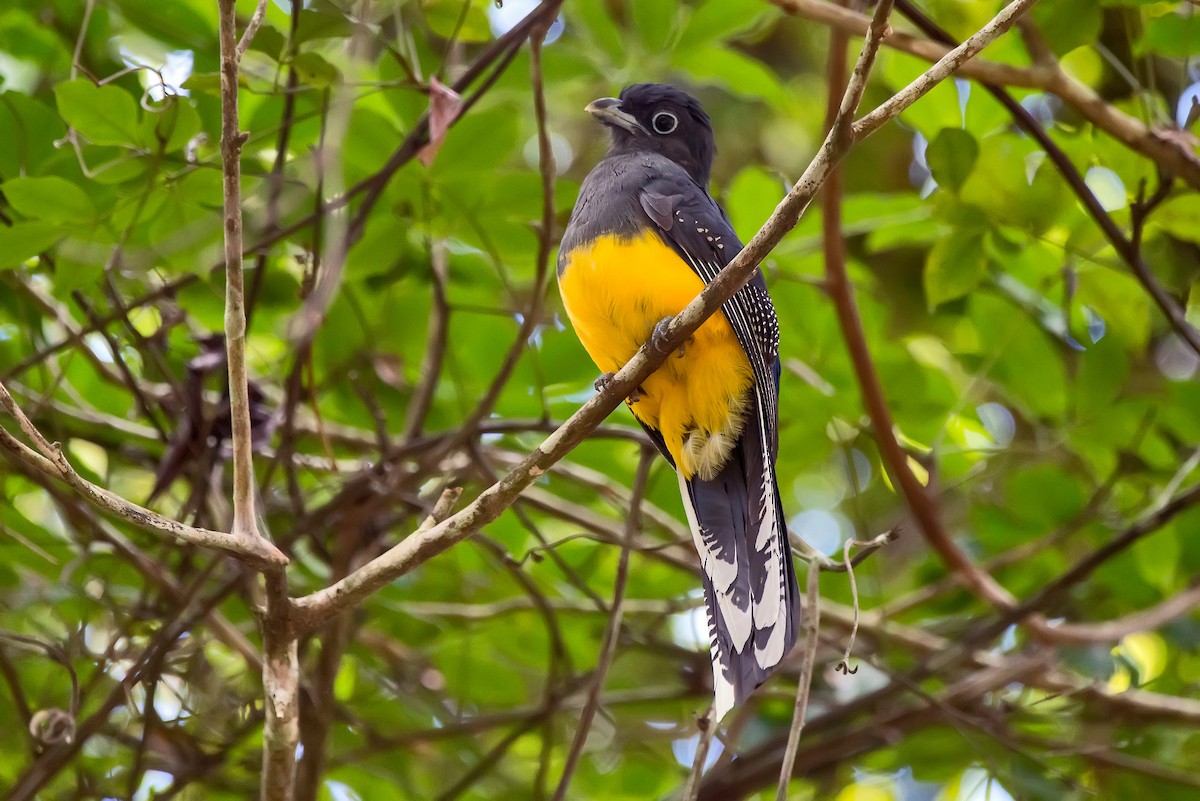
<box><xmin>0</xmin><ymin>383</ymin><xmax>286</xmax><ymax>569</ymax></box>
<box><xmin>775</xmin><ymin>563</ymin><xmax>821</xmax><ymax>800</ymax></box>
<box><xmin>892</xmin><ymin>0</ymin><xmax>1200</xmax><ymax>357</ymax></box>
<box><xmin>453</xmin><ymin>26</ymin><xmax>558</xmax><ymax>438</ymax></box>
<box><xmin>991</xmin><ymin>483</ymin><xmax>1200</xmax><ymax>643</ymax></box>
<box><xmin>810</xmin><ymin>0</ymin><xmax>1194</xmax><ymax>656</ymax></box>
<box><xmin>402</xmin><ymin>239</ymin><xmax>451</xmax><ymax>440</ymax></box>
<box><xmin>217</xmin><ymin>3</ymin><xmax>298</xmax><ymax>800</ymax></box>
<box><xmin>818</xmin><ymin>3</ymin><xmax>1024</xmax><ymax>616</ymax></box>
<box><xmin>551</xmin><ymin>448</ymin><xmax>653</xmax><ymax>801</ymax></box>
<box><xmin>237</xmin><ymin>0</ymin><xmax>269</xmax><ymax>58</ymax></box>
<box><xmin>680</xmin><ymin>708</ymin><xmax>717</xmax><ymax>801</ymax></box>
<box><xmin>217</xmin><ymin>0</ymin><xmax>258</xmax><ymax>542</ymax></box>
<box><xmin>698</xmin><ymin>655</ymin><xmax>1051</xmax><ymax>800</ymax></box>
<box><xmin>771</xmin><ymin>0</ymin><xmax>1200</xmax><ymax>192</ymax></box>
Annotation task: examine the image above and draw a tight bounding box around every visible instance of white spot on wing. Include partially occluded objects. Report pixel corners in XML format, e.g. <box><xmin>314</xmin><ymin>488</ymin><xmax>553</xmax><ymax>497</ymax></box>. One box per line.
<box><xmin>753</xmin><ymin>610</ymin><xmax>787</xmax><ymax>668</ymax></box>
<box><xmin>679</xmin><ymin>472</ymin><xmax>752</xmax><ymax>654</ymax></box>
<box><xmin>678</xmin><ymin>472</ymin><xmax>739</xmax><ymax>593</ymax></box>
<box><xmin>712</xmin><ymin>656</ymin><xmax>736</xmax><ymax>722</ymax></box>
<box><xmin>752</xmin><ymin>532</ymin><xmax>782</xmax><ymax>625</ymax></box>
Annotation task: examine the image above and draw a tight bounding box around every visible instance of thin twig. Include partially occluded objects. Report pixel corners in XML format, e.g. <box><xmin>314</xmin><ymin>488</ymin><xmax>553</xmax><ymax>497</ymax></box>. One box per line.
<box><xmin>988</xmin><ymin>483</ymin><xmax>1200</xmax><ymax>643</ymax></box>
<box><xmin>771</xmin><ymin>0</ymin><xmax>1200</xmax><ymax>190</ymax></box>
<box><xmin>852</xmin><ymin>0</ymin><xmax>1038</xmax><ymax>140</ymax></box>
<box><xmin>775</xmin><ymin>563</ymin><xmax>822</xmax><ymax>799</ymax></box>
<box><xmin>237</xmin><ymin>0</ymin><xmax>269</xmax><ymax>59</ymax></box>
<box><xmin>794</xmin><ymin>527</ymin><xmax>900</xmax><ymax>572</ymax></box>
<box><xmin>217</xmin><ymin>0</ymin><xmax>258</xmax><ymax>541</ymax></box>
<box><xmin>0</xmin><ymin>382</ymin><xmax>287</xmax><ymax>568</ymax></box>
<box><xmin>453</xmin><ymin>27</ymin><xmax>558</xmax><ymax>437</ymax></box>
<box><xmin>835</xmin><ymin>537</ymin><xmax>860</xmax><ymax>672</ymax></box>
<box><xmin>402</xmin><ymin>239</ymin><xmax>451</xmax><ymax>441</ymax></box>
<box><xmin>772</xmin><ymin>561</ymin><xmax>820</xmax><ymax>796</ymax></box>
<box><xmin>551</xmin><ymin>448</ymin><xmax>654</xmax><ymax>801</ymax></box>
<box><xmin>680</xmin><ymin>708</ymin><xmax>717</xmax><ymax>801</ymax></box>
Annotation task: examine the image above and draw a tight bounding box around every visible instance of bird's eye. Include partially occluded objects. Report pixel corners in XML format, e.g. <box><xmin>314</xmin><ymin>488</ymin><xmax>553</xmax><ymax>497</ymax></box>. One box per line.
<box><xmin>651</xmin><ymin>111</ymin><xmax>678</xmax><ymax>135</ymax></box>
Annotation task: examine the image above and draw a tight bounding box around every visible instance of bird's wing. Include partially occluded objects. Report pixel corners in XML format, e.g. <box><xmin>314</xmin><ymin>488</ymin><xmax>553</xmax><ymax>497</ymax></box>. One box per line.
<box><xmin>639</xmin><ymin>171</ymin><xmax>798</xmax><ymax>719</ymax></box>
<box><xmin>638</xmin><ymin>175</ymin><xmax>781</xmax><ymax>446</ymax></box>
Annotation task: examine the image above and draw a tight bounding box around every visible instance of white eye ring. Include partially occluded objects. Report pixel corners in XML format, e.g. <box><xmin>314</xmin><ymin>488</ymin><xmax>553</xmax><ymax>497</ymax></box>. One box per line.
<box><xmin>652</xmin><ymin>111</ymin><xmax>678</xmax><ymax>135</ymax></box>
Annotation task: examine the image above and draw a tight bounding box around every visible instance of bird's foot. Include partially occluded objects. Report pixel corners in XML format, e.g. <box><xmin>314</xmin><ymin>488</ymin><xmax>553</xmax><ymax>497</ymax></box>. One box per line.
<box><xmin>650</xmin><ymin>318</ymin><xmax>674</xmax><ymax>354</ymax></box>
<box><xmin>596</xmin><ymin>371</ymin><xmax>646</xmax><ymax>404</ymax></box>
<box><xmin>651</xmin><ymin>318</ymin><xmax>694</xmax><ymax>359</ymax></box>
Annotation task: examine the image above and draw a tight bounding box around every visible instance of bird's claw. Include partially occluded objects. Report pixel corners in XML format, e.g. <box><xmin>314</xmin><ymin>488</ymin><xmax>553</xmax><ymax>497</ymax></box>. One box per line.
<box><xmin>651</xmin><ymin>318</ymin><xmax>693</xmax><ymax>358</ymax></box>
<box><xmin>651</xmin><ymin>318</ymin><xmax>674</xmax><ymax>355</ymax></box>
<box><xmin>596</xmin><ymin>371</ymin><xmax>646</xmax><ymax>404</ymax></box>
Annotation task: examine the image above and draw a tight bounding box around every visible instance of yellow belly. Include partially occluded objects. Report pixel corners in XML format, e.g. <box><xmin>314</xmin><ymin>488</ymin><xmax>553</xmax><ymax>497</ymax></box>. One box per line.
<box><xmin>558</xmin><ymin>231</ymin><xmax>753</xmax><ymax>480</ymax></box>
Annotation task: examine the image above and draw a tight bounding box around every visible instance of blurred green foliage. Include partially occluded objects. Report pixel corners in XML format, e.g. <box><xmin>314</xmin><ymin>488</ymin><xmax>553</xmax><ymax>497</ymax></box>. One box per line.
<box><xmin>1</xmin><ymin>0</ymin><xmax>1199</xmax><ymax>799</ymax></box>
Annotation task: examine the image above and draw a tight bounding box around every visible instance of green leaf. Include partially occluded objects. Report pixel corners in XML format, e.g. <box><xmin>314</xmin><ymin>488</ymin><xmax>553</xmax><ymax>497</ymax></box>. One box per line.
<box><xmin>1136</xmin><ymin>11</ymin><xmax>1199</xmax><ymax>57</ymax></box>
<box><xmin>1152</xmin><ymin>194</ymin><xmax>1200</xmax><ymax>244</ymax></box>
<box><xmin>247</xmin><ymin>25</ymin><xmax>287</xmax><ymax>60</ymax></box>
<box><xmin>672</xmin><ymin>46</ymin><xmax>787</xmax><ymax>106</ymax></box>
<box><xmin>0</xmin><ymin>222</ymin><xmax>63</xmax><ymax>270</ymax></box>
<box><xmin>292</xmin><ymin>52</ymin><xmax>342</xmax><ymax>87</ymax></box>
<box><xmin>678</xmin><ymin>0</ymin><xmax>771</xmax><ymax>48</ymax></box>
<box><xmin>724</xmin><ymin>166</ymin><xmax>785</xmax><ymax>241</ymax></box>
<box><xmin>924</xmin><ymin>229</ymin><xmax>988</xmax><ymax>308</ymax></box>
<box><xmin>632</xmin><ymin>0</ymin><xmax>681</xmax><ymax>52</ymax></box>
<box><xmin>53</xmin><ymin>79</ymin><xmax>141</xmax><ymax>147</ymax></box>
<box><xmin>421</xmin><ymin>0</ymin><xmax>491</xmax><ymax>43</ymax></box>
<box><xmin>0</xmin><ymin>94</ymin><xmax>67</xmax><ymax>176</ymax></box>
<box><xmin>296</xmin><ymin>5</ymin><xmax>356</xmax><ymax>43</ymax></box>
<box><xmin>2</xmin><ymin>176</ymin><xmax>95</xmax><ymax>224</ymax></box>
<box><xmin>139</xmin><ymin>97</ymin><xmax>201</xmax><ymax>154</ymax></box>
<box><xmin>1032</xmin><ymin>0</ymin><xmax>1103</xmax><ymax>55</ymax></box>
<box><xmin>926</xmin><ymin>128</ymin><xmax>979</xmax><ymax>193</ymax></box>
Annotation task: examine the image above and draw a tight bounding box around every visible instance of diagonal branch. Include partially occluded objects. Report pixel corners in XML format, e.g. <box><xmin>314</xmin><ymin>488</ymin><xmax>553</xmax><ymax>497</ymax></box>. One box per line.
<box><xmin>892</xmin><ymin>0</ymin><xmax>1200</xmax><ymax>357</ymax></box>
<box><xmin>0</xmin><ymin>382</ymin><xmax>286</xmax><ymax>569</ymax></box>
<box><xmin>772</xmin><ymin>0</ymin><xmax>1200</xmax><ymax>191</ymax></box>
<box><xmin>812</xmin><ymin>0</ymin><xmax>1199</xmax><ymax>646</ymax></box>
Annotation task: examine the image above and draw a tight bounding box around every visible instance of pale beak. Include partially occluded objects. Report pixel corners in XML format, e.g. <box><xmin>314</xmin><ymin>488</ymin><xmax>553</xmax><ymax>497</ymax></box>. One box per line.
<box><xmin>585</xmin><ymin>97</ymin><xmax>645</xmax><ymax>134</ymax></box>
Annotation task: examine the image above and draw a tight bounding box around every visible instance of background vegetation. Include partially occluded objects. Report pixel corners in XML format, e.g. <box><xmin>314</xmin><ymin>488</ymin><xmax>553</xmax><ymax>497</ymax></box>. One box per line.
<box><xmin>1</xmin><ymin>0</ymin><xmax>1199</xmax><ymax>799</ymax></box>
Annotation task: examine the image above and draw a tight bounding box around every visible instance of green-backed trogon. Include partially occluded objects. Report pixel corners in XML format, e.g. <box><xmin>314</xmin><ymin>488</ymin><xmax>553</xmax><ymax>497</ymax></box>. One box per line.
<box><xmin>557</xmin><ymin>83</ymin><xmax>802</xmax><ymax>720</ymax></box>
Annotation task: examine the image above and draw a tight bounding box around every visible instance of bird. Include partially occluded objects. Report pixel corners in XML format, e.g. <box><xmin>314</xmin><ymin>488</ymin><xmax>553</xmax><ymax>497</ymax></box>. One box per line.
<box><xmin>556</xmin><ymin>83</ymin><xmax>802</xmax><ymax>721</ymax></box>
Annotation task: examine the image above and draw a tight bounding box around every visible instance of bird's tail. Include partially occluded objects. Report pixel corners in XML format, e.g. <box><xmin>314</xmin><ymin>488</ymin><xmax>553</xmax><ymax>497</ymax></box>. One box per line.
<box><xmin>678</xmin><ymin>391</ymin><xmax>801</xmax><ymax>722</ymax></box>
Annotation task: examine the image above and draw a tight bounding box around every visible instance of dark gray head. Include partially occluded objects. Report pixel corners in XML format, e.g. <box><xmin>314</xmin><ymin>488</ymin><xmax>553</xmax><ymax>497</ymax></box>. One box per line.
<box><xmin>585</xmin><ymin>83</ymin><xmax>715</xmax><ymax>186</ymax></box>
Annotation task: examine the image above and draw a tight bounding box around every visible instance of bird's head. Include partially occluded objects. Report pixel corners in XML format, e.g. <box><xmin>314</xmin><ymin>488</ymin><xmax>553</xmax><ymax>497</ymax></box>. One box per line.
<box><xmin>586</xmin><ymin>83</ymin><xmax>715</xmax><ymax>186</ymax></box>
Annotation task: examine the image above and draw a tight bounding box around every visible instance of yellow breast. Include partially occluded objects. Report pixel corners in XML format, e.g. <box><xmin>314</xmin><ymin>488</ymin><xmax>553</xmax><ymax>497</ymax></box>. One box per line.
<box><xmin>557</xmin><ymin>231</ymin><xmax>753</xmax><ymax>479</ymax></box>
